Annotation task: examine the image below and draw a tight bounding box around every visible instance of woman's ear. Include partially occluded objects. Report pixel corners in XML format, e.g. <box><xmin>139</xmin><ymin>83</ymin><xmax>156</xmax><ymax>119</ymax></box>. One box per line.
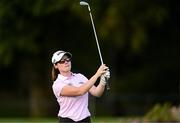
<box><xmin>54</xmin><ymin>64</ymin><xmax>58</xmax><ymax>69</ymax></box>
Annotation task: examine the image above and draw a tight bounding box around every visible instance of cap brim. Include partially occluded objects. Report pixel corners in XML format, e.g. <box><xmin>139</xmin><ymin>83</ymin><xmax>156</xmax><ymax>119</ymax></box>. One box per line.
<box><xmin>63</xmin><ymin>52</ymin><xmax>72</xmax><ymax>59</ymax></box>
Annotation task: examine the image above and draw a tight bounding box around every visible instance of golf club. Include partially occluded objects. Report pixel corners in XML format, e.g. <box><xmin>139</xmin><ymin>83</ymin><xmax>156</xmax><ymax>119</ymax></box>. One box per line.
<box><xmin>80</xmin><ymin>0</ymin><xmax>110</xmax><ymax>90</ymax></box>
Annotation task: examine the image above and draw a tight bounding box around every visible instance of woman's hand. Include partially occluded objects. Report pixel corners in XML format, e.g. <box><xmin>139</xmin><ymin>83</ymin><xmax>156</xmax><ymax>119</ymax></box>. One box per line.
<box><xmin>95</xmin><ymin>64</ymin><xmax>108</xmax><ymax>77</ymax></box>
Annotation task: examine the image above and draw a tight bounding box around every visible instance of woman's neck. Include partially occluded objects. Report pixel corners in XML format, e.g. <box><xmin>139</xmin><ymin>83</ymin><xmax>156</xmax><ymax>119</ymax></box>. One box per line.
<box><xmin>60</xmin><ymin>71</ymin><xmax>72</xmax><ymax>77</ymax></box>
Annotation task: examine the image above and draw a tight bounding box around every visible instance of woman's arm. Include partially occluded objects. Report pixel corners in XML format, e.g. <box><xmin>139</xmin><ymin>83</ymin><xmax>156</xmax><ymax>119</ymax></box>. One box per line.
<box><xmin>89</xmin><ymin>83</ymin><xmax>105</xmax><ymax>97</ymax></box>
<box><xmin>89</xmin><ymin>70</ymin><xmax>110</xmax><ymax>97</ymax></box>
<box><xmin>60</xmin><ymin>64</ymin><xmax>107</xmax><ymax>96</ymax></box>
<box><xmin>60</xmin><ymin>74</ymin><xmax>99</xmax><ymax>96</ymax></box>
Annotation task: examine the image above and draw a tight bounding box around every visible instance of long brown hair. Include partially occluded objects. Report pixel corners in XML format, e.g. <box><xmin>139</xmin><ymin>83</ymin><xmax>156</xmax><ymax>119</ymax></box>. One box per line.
<box><xmin>51</xmin><ymin>66</ymin><xmax>60</xmax><ymax>81</ymax></box>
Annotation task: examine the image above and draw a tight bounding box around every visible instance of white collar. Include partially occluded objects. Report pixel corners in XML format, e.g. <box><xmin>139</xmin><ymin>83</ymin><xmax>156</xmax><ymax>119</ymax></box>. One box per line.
<box><xmin>57</xmin><ymin>73</ymin><xmax>74</xmax><ymax>81</ymax></box>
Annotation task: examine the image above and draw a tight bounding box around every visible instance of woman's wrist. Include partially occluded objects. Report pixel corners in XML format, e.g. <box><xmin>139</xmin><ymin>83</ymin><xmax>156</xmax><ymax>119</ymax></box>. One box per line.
<box><xmin>100</xmin><ymin>76</ymin><xmax>106</xmax><ymax>86</ymax></box>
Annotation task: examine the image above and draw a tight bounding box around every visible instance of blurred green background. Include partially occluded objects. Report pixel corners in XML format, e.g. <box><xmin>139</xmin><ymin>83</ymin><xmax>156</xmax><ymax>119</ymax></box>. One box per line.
<box><xmin>0</xmin><ymin>0</ymin><xmax>179</xmax><ymax>122</ymax></box>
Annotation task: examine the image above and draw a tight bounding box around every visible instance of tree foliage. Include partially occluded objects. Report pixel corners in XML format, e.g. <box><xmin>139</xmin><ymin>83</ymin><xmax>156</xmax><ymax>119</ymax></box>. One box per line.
<box><xmin>0</xmin><ymin>0</ymin><xmax>167</xmax><ymax>65</ymax></box>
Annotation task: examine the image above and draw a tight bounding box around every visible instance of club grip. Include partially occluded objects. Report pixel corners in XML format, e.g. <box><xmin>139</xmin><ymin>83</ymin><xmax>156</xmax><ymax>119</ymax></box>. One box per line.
<box><xmin>105</xmin><ymin>77</ymin><xmax>110</xmax><ymax>90</ymax></box>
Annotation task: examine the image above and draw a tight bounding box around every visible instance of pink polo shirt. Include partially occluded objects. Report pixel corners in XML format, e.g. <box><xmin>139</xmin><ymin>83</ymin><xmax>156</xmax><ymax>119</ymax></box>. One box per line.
<box><xmin>52</xmin><ymin>73</ymin><xmax>91</xmax><ymax>122</ymax></box>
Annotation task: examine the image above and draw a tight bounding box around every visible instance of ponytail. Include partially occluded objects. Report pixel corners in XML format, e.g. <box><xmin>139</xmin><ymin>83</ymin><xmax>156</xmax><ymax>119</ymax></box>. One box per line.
<box><xmin>51</xmin><ymin>66</ymin><xmax>60</xmax><ymax>81</ymax></box>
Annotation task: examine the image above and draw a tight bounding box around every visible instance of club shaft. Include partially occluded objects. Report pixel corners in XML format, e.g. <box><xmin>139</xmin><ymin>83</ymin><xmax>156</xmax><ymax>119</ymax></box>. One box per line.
<box><xmin>86</xmin><ymin>4</ymin><xmax>110</xmax><ymax>90</ymax></box>
<box><xmin>89</xmin><ymin>10</ymin><xmax>104</xmax><ymax>65</ymax></box>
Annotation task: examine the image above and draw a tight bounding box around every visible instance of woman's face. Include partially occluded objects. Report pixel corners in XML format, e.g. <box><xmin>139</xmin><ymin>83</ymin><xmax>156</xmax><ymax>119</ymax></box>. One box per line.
<box><xmin>55</xmin><ymin>55</ymin><xmax>71</xmax><ymax>73</ymax></box>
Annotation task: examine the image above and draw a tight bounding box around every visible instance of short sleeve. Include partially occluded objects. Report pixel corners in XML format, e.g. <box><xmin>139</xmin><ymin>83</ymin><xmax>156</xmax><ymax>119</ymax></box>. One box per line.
<box><xmin>52</xmin><ymin>80</ymin><xmax>66</xmax><ymax>98</ymax></box>
<box><xmin>77</xmin><ymin>73</ymin><xmax>88</xmax><ymax>82</ymax></box>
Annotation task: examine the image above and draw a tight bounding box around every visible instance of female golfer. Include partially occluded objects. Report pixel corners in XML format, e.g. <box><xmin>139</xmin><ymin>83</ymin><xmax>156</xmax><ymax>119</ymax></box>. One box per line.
<box><xmin>51</xmin><ymin>50</ymin><xmax>110</xmax><ymax>123</ymax></box>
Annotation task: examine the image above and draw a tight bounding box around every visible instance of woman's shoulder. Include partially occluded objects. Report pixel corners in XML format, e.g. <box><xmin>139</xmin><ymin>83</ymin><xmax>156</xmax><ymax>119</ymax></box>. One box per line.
<box><xmin>73</xmin><ymin>73</ymin><xmax>87</xmax><ymax>79</ymax></box>
<box><xmin>73</xmin><ymin>73</ymin><xmax>85</xmax><ymax>77</ymax></box>
<box><xmin>73</xmin><ymin>73</ymin><xmax>88</xmax><ymax>82</ymax></box>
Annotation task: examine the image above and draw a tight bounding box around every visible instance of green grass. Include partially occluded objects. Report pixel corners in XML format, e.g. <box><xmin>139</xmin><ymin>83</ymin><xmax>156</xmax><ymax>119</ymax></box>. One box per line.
<box><xmin>0</xmin><ymin>117</ymin><xmax>139</xmax><ymax>123</ymax></box>
<box><xmin>0</xmin><ymin>118</ymin><xmax>57</xmax><ymax>123</ymax></box>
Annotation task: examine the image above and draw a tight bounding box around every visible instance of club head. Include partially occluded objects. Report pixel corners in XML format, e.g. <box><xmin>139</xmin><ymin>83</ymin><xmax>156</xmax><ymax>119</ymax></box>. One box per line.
<box><xmin>80</xmin><ymin>1</ymin><xmax>89</xmax><ymax>6</ymax></box>
<box><xmin>80</xmin><ymin>0</ymin><xmax>89</xmax><ymax>6</ymax></box>
<box><xmin>80</xmin><ymin>0</ymin><xmax>91</xmax><ymax>11</ymax></box>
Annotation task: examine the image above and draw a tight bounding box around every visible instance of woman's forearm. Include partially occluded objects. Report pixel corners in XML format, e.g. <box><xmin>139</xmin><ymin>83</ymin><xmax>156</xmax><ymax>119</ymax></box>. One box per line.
<box><xmin>78</xmin><ymin>74</ymin><xmax>99</xmax><ymax>95</ymax></box>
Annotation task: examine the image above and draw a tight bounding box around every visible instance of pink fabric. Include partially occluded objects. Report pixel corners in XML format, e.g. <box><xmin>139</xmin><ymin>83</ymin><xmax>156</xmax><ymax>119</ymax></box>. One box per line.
<box><xmin>52</xmin><ymin>73</ymin><xmax>91</xmax><ymax>121</ymax></box>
